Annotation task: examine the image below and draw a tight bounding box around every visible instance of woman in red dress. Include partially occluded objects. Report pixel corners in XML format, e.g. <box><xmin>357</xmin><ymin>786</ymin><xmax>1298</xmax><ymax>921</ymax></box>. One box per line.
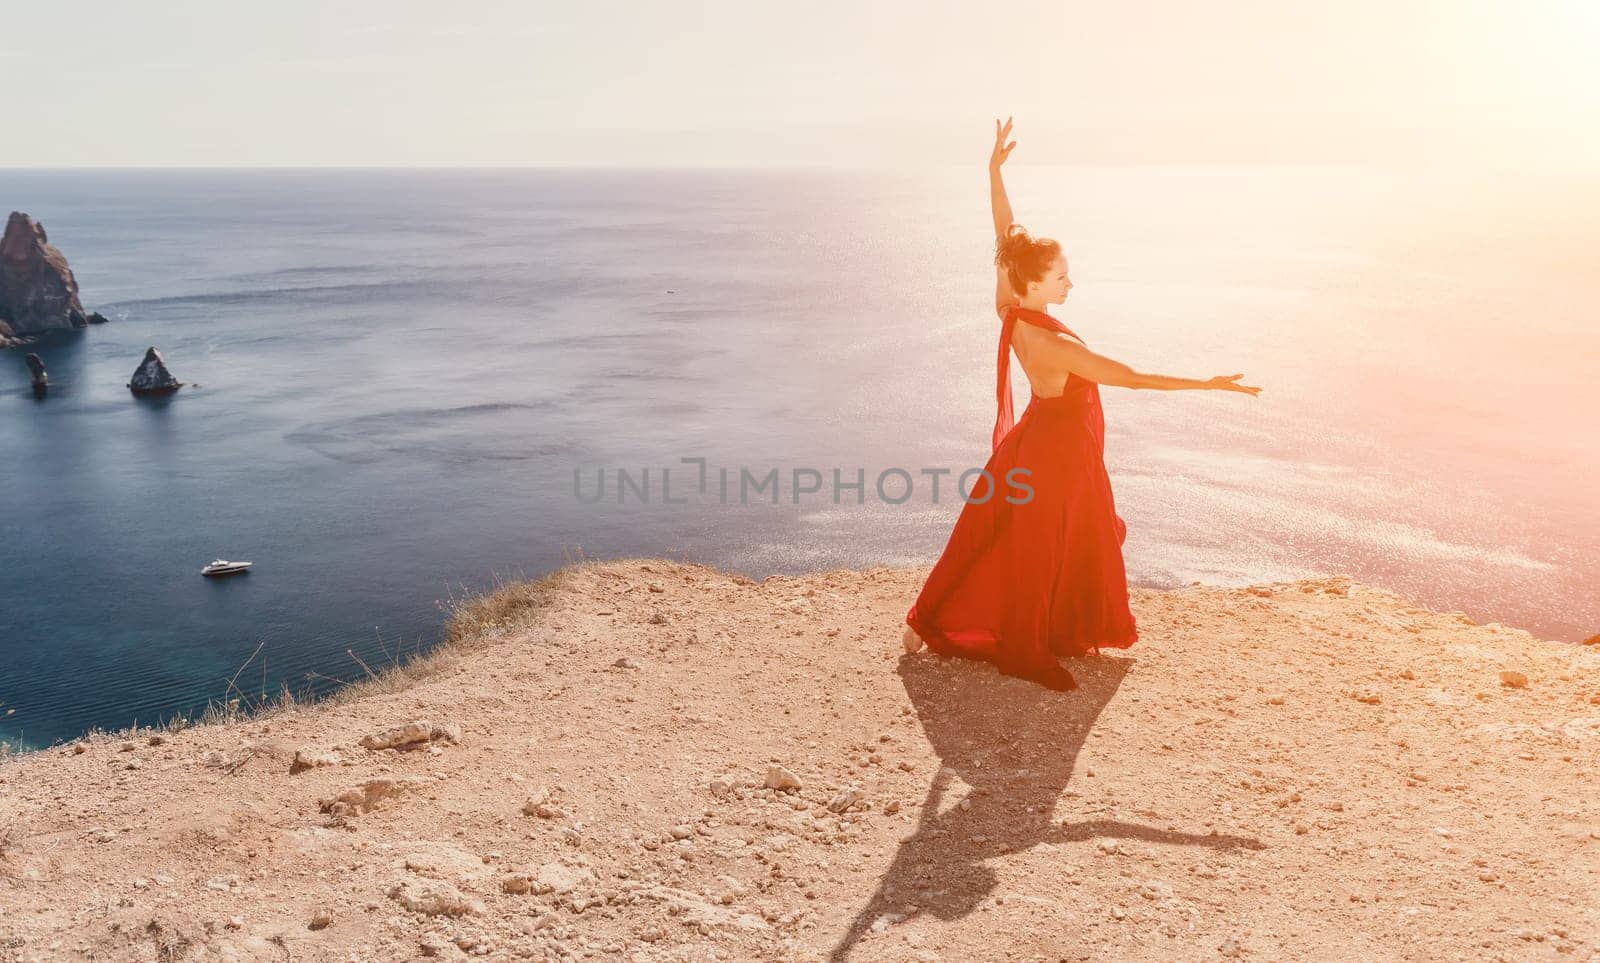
<box><xmin>902</xmin><ymin>117</ymin><xmax>1262</xmax><ymax>691</ymax></box>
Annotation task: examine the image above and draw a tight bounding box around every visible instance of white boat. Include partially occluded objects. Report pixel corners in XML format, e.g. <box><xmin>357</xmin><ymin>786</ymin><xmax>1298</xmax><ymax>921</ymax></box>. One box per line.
<box><xmin>201</xmin><ymin>559</ymin><xmax>253</xmax><ymax>577</ymax></box>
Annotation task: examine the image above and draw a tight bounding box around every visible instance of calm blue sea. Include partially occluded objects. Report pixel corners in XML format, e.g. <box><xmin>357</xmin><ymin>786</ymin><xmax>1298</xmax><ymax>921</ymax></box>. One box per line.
<box><xmin>2</xmin><ymin>167</ymin><xmax>1596</xmax><ymax>751</ymax></box>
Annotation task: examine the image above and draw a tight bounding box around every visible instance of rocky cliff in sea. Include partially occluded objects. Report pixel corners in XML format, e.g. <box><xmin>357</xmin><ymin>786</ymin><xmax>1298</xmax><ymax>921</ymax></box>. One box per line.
<box><xmin>0</xmin><ymin>211</ymin><xmax>107</xmax><ymax>348</ymax></box>
<box><xmin>128</xmin><ymin>346</ymin><xmax>183</xmax><ymax>395</ymax></box>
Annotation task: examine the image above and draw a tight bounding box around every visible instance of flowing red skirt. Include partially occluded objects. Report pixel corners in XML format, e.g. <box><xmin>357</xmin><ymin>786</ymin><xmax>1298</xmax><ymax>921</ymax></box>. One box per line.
<box><xmin>904</xmin><ymin>376</ymin><xmax>1138</xmax><ymax>691</ymax></box>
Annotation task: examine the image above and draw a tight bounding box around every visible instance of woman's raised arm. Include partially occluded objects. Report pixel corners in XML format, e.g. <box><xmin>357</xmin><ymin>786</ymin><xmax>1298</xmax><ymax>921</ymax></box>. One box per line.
<box><xmin>990</xmin><ymin>117</ymin><xmax>1018</xmax><ymax>317</ymax></box>
<box><xmin>990</xmin><ymin>116</ymin><xmax>1017</xmax><ymax>237</ymax></box>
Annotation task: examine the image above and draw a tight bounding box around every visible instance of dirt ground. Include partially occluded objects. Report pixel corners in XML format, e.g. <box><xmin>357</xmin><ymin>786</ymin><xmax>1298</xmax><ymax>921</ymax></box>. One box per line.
<box><xmin>2</xmin><ymin>558</ymin><xmax>1597</xmax><ymax>962</ymax></box>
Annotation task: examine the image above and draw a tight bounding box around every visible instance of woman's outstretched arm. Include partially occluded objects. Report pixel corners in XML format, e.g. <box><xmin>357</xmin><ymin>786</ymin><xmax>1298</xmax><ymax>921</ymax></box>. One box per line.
<box><xmin>990</xmin><ymin>117</ymin><xmax>1018</xmax><ymax>317</ymax></box>
<box><xmin>1046</xmin><ymin>334</ymin><xmax>1261</xmax><ymax>395</ymax></box>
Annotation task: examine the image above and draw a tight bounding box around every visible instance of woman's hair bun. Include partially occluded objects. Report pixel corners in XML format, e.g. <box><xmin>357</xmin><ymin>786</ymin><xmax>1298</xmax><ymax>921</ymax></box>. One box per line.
<box><xmin>994</xmin><ymin>223</ymin><xmax>1034</xmax><ymax>269</ymax></box>
<box><xmin>994</xmin><ymin>223</ymin><xmax>1061</xmax><ymax>294</ymax></box>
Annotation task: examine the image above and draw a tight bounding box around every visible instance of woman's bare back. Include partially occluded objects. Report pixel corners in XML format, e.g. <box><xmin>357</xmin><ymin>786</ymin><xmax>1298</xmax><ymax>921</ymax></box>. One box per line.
<box><xmin>1008</xmin><ymin>314</ymin><xmax>1074</xmax><ymax>398</ymax></box>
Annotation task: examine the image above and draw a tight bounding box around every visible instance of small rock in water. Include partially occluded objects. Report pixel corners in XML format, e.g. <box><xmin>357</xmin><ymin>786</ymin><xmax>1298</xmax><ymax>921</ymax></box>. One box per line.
<box><xmin>25</xmin><ymin>353</ymin><xmax>47</xmax><ymax>395</ymax></box>
<box><xmin>127</xmin><ymin>346</ymin><xmax>183</xmax><ymax>395</ymax></box>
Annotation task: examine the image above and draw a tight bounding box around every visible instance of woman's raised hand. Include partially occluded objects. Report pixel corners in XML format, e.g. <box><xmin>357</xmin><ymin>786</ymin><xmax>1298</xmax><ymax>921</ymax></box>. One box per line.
<box><xmin>1205</xmin><ymin>374</ymin><xmax>1262</xmax><ymax>396</ymax></box>
<box><xmin>990</xmin><ymin>116</ymin><xmax>1016</xmax><ymax>171</ymax></box>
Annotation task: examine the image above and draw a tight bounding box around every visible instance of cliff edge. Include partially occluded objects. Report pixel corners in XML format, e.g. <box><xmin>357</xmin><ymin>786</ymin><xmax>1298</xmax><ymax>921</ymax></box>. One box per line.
<box><xmin>1</xmin><ymin>560</ymin><xmax>1596</xmax><ymax>962</ymax></box>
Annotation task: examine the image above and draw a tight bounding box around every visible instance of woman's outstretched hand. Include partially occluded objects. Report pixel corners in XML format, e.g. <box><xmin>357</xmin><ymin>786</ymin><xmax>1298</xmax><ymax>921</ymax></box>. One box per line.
<box><xmin>1206</xmin><ymin>374</ymin><xmax>1262</xmax><ymax>396</ymax></box>
<box><xmin>990</xmin><ymin>116</ymin><xmax>1016</xmax><ymax>172</ymax></box>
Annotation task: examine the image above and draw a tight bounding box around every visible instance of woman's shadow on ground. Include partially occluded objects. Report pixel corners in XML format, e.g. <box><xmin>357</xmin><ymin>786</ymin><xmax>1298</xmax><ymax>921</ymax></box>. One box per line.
<box><xmin>829</xmin><ymin>653</ymin><xmax>1264</xmax><ymax>962</ymax></box>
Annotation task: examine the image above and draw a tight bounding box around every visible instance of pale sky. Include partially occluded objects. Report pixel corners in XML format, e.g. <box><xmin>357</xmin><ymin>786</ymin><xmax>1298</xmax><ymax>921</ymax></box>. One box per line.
<box><xmin>2</xmin><ymin>0</ymin><xmax>1596</xmax><ymax>168</ymax></box>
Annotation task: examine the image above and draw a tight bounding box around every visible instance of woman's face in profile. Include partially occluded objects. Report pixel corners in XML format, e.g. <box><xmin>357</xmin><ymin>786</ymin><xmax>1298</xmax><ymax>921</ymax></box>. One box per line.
<box><xmin>1037</xmin><ymin>254</ymin><xmax>1072</xmax><ymax>303</ymax></box>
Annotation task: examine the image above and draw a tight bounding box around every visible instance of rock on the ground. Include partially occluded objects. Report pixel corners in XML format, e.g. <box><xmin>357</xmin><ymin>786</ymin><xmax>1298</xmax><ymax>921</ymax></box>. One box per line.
<box><xmin>128</xmin><ymin>346</ymin><xmax>183</xmax><ymax>395</ymax></box>
<box><xmin>531</xmin><ymin>861</ymin><xmax>595</xmax><ymax>895</ymax></box>
<box><xmin>399</xmin><ymin>843</ymin><xmax>491</xmax><ymax>883</ymax></box>
<box><xmin>359</xmin><ymin>719</ymin><xmax>459</xmax><ymax>750</ymax></box>
<box><xmin>0</xmin><ymin>212</ymin><xmax>94</xmax><ymax>338</ymax></box>
<box><xmin>827</xmin><ymin>786</ymin><xmax>864</xmax><ymax>813</ymax></box>
<box><xmin>360</xmin><ymin>720</ymin><xmax>433</xmax><ymax>750</ymax></box>
<box><xmin>521</xmin><ymin>786</ymin><xmax>563</xmax><ymax>818</ymax></box>
<box><xmin>388</xmin><ymin>878</ymin><xmax>483</xmax><ymax>916</ymax></box>
<box><xmin>289</xmin><ymin>748</ymin><xmax>341</xmax><ymax>774</ymax></box>
<box><xmin>318</xmin><ymin>777</ymin><xmax>429</xmax><ymax>816</ymax></box>
<box><xmin>502</xmin><ymin>862</ymin><xmax>597</xmax><ymax>897</ymax></box>
<box><xmin>764</xmin><ymin>764</ymin><xmax>801</xmax><ymax>792</ymax></box>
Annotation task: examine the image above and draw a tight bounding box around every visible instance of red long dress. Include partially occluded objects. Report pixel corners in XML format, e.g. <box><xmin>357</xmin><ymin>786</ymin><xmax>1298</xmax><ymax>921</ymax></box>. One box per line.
<box><xmin>904</xmin><ymin>302</ymin><xmax>1139</xmax><ymax>691</ymax></box>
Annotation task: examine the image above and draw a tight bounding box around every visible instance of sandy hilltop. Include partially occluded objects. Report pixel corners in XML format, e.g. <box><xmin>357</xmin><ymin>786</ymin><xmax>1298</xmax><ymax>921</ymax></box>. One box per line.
<box><xmin>1</xmin><ymin>560</ymin><xmax>1597</xmax><ymax>962</ymax></box>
